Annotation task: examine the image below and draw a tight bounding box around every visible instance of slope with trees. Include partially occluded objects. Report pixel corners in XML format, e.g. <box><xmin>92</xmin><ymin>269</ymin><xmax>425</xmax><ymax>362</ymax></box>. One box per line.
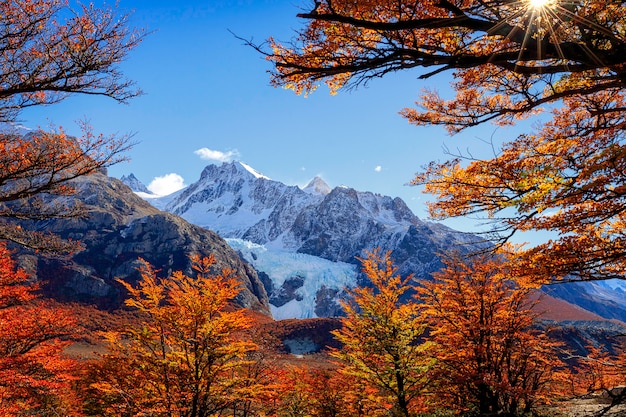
<box><xmin>419</xmin><ymin>250</ymin><xmax>569</xmax><ymax>415</ymax></box>
<box><xmin>89</xmin><ymin>255</ymin><xmax>259</xmax><ymax>417</ymax></box>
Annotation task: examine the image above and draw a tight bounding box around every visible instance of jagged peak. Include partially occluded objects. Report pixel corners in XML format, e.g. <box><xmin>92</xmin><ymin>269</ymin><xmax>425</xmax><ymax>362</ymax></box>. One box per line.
<box><xmin>120</xmin><ymin>173</ymin><xmax>140</xmax><ymax>184</ymax></box>
<box><xmin>303</xmin><ymin>176</ymin><xmax>331</xmax><ymax>195</ymax></box>
<box><xmin>120</xmin><ymin>173</ymin><xmax>152</xmax><ymax>194</ymax></box>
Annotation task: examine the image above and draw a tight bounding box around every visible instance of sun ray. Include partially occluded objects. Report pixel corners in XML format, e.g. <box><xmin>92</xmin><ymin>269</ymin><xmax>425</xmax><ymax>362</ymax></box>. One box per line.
<box><xmin>486</xmin><ymin>0</ymin><xmax>617</xmax><ymax>70</ymax></box>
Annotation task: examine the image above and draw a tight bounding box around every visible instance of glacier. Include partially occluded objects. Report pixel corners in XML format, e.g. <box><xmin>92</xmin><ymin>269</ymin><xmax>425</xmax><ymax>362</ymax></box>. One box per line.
<box><xmin>226</xmin><ymin>238</ymin><xmax>357</xmax><ymax>319</ymax></box>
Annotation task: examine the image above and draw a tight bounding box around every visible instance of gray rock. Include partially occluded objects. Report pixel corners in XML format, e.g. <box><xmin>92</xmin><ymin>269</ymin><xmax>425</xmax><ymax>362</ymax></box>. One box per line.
<box><xmin>17</xmin><ymin>172</ymin><xmax>270</xmax><ymax>314</ymax></box>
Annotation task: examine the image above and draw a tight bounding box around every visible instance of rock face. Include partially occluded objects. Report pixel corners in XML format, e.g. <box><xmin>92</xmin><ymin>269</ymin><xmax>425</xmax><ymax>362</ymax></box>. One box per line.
<box><xmin>17</xmin><ymin>171</ymin><xmax>270</xmax><ymax>314</ymax></box>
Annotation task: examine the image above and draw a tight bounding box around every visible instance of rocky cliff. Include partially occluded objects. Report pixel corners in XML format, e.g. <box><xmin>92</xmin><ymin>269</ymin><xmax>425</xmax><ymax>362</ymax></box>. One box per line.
<box><xmin>17</xmin><ymin>170</ymin><xmax>270</xmax><ymax>314</ymax></box>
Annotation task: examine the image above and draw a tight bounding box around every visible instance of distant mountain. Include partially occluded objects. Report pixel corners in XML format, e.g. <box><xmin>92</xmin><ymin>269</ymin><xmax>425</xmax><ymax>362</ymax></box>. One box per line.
<box><xmin>163</xmin><ymin>161</ymin><xmax>480</xmax><ymax>270</ymax></box>
<box><xmin>120</xmin><ymin>173</ymin><xmax>152</xmax><ymax>194</ymax></box>
<box><xmin>303</xmin><ymin>176</ymin><xmax>331</xmax><ymax>195</ymax></box>
<box><xmin>16</xmin><ymin>170</ymin><xmax>270</xmax><ymax>314</ymax></box>
<box><xmin>145</xmin><ymin>161</ymin><xmax>482</xmax><ymax>318</ymax></box>
<box><xmin>543</xmin><ymin>280</ymin><xmax>626</xmax><ymax>322</ymax></box>
<box><xmin>133</xmin><ymin>161</ymin><xmax>626</xmax><ymax>323</ymax></box>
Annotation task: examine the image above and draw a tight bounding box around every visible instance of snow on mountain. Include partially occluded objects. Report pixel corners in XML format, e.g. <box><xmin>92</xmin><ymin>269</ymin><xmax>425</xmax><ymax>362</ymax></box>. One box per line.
<box><xmin>120</xmin><ymin>173</ymin><xmax>152</xmax><ymax>194</ymax></box>
<box><xmin>240</xmin><ymin>162</ymin><xmax>270</xmax><ymax>180</ymax></box>
<box><xmin>163</xmin><ymin>161</ymin><xmax>325</xmax><ymax>244</ymax></box>
<box><xmin>137</xmin><ymin>160</ymin><xmax>626</xmax><ymax>322</ymax></box>
<box><xmin>138</xmin><ymin>161</ymin><xmax>485</xmax><ymax>318</ymax></box>
<box><xmin>227</xmin><ymin>238</ymin><xmax>357</xmax><ymax>319</ymax></box>
<box><xmin>303</xmin><ymin>176</ymin><xmax>331</xmax><ymax>195</ymax></box>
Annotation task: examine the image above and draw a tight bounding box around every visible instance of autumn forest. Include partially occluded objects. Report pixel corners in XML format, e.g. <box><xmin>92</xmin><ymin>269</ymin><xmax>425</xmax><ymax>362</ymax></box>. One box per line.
<box><xmin>2</xmin><ymin>0</ymin><xmax>626</xmax><ymax>416</ymax></box>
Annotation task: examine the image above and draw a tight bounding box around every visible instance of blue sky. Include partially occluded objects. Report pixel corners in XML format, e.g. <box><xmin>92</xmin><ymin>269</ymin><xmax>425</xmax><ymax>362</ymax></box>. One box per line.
<box><xmin>19</xmin><ymin>0</ymin><xmax>530</xmax><ymax>236</ymax></box>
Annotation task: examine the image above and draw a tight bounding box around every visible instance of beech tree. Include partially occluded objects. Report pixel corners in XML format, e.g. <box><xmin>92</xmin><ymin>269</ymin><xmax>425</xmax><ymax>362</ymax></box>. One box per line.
<box><xmin>0</xmin><ymin>123</ymin><xmax>131</xmax><ymax>252</ymax></box>
<box><xmin>264</xmin><ymin>366</ymin><xmax>370</xmax><ymax>417</ymax></box>
<box><xmin>0</xmin><ymin>0</ymin><xmax>142</xmax><ymax>123</ymax></box>
<box><xmin>0</xmin><ymin>242</ymin><xmax>80</xmax><ymax>415</ymax></box>
<box><xmin>259</xmin><ymin>0</ymin><xmax>626</xmax><ymax>282</ymax></box>
<box><xmin>0</xmin><ymin>0</ymin><xmax>141</xmax><ymax>251</ymax></box>
<box><xmin>93</xmin><ymin>255</ymin><xmax>258</xmax><ymax>417</ymax></box>
<box><xmin>418</xmin><ymin>250</ymin><xmax>569</xmax><ymax>415</ymax></box>
<box><xmin>570</xmin><ymin>342</ymin><xmax>626</xmax><ymax>414</ymax></box>
<box><xmin>332</xmin><ymin>250</ymin><xmax>433</xmax><ymax>417</ymax></box>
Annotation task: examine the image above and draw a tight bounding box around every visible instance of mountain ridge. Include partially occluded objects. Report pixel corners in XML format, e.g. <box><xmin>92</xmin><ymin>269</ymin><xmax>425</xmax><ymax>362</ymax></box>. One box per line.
<box><xmin>19</xmin><ymin>170</ymin><xmax>271</xmax><ymax>314</ymax></box>
<box><xmin>122</xmin><ymin>161</ymin><xmax>626</xmax><ymax>322</ymax></box>
<box><xmin>124</xmin><ymin>161</ymin><xmax>486</xmax><ymax>318</ymax></box>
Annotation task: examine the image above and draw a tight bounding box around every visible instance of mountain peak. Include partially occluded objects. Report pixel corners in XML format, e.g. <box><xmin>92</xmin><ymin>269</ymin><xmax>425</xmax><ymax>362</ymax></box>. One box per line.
<box><xmin>303</xmin><ymin>176</ymin><xmax>331</xmax><ymax>195</ymax></box>
<box><xmin>120</xmin><ymin>173</ymin><xmax>152</xmax><ymax>194</ymax></box>
<box><xmin>238</xmin><ymin>162</ymin><xmax>270</xmax><ymax>180</ymax></box>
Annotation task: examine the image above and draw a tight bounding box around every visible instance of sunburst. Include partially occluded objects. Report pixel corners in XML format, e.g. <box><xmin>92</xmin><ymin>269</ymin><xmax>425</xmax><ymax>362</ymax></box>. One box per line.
<box><xmin>485</xmin><ymin>0</ymin><xmax>607</xmax><ymax>68</ymax></box>
<box><xmin>528</xmin><ymin>0</ymin><xmax>554</xmax><ymax>10</ymax></box>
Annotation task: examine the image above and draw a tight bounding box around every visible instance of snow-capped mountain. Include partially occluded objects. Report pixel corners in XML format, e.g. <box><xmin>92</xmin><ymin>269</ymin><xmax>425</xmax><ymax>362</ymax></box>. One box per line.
<box><xmin>135</xmin><ymin>161</ymin><xmax>482</xmax><ymax>318</ymax></box>
<box><xmin>127</xmin><ymin>161</ymin><xmax>626</xmax><ymax>322</ymax></box>
<box><xmin>163</xmin><ymin>162</ymin><xmax>479</xmax><ymax>268</ymax></box>
<box><xmin>120</xmin><ymin>173</ymin><xmax>152</xmax><ymax>194</ymax></box>
<box><xmin>163</xmin><ymin>162</ymin><xmax>324</xmax><ymax>244</ymax></box>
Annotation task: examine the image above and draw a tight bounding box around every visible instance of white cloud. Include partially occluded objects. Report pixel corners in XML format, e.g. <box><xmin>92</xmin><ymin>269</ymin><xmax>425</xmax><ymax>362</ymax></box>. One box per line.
<box><xmin>147</xmin><ymin>173</ymin><xmax>186</xmax><ymax>196</ymax></box>
<box><xmin>194</xmin><ymin>147</ymin><xmax>240</xmax><ymax>162</ymax></box>
<box><xmin>374</xmin><ymin>165</ymin><xmax>382</xmax><ymax>172</ymax></box>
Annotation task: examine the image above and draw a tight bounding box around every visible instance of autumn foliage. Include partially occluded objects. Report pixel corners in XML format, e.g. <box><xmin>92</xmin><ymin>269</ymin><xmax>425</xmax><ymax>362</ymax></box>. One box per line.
<box><xmin>0</xmin><ymin>0</ymin><xmax>143</xmax><ymax>123</ymax></box>
<box><xmin>0</xmin><ymin>247</ymin><xmax>611</xmax><ymax>416</ymax></box>
<box><xmin>261</xmin><ymin>0</ymin><xmax>625</xmax><ymax>99</ymax></box>
<box><xmin>0</xmin><ymin>242</ymin><xmax>80</xmax><ymax>415</ymax></box>
<box><xmin>256</xmin><ymin>2</ymin><xmax>626</xmax><ymax>410</ymax></box>
<box><xmin>0</xmin><ymin>0</ymin><xmax>141</xmax><ymax>253</ymax></box>
<box><xmin>0</xmin><ymin>123</ymin><xmax>133</xmax><ymax>252</ymax></box>
<box><xmin>572</xmin><ymin>343</ymin><xmax>626</xmax><ymax>413</ymax></box>
<box><xmin>259</xmin><ymin>0</ymin><xmax>626</xmax><ymax>284</ymax></box>
<box><xmin>418</xmin><ymin>250</ymin><xmax>569</xmax><ymax>415</ymax></box>
<box><xmin>91</xmin><ymin>255</ymin><xmax>258</xmax><ymax>417</ymax></box>
<box><xmin>332</xmin><ymin>249</ymin><xmax>433</xmax><ymax>417</ymax></box>
<box><xmin>414</xmin><ymin>91</ymin><xmax>626</xmax><ymax>282</ymax></box>
<box><xmin>1</xmin><ymin>1</ymin><xmax>624</xmax><ymax>414</ymax></box>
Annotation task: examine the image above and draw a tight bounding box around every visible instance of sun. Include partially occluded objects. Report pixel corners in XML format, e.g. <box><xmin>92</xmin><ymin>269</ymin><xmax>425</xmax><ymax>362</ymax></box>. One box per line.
<box><xmin>528</xmin><ymin>0</ymin><xmax>553</xmax><ymax>9</ymax></box>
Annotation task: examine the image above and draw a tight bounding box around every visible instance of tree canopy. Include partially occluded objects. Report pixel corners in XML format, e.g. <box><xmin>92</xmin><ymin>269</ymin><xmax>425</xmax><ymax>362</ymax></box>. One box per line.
<box><xmin>0</xmin><ymin>242</ymin><xmax>80</xmax><ymax>415</ymax></box>
<box><xmin>0</xmin><ymin>0</ymin><xmax>143</xmax><ymax>123</ymax></box>
<box><xmin>332</xmin><ymin>250</ymin><xmax>433</xmax><ymax>417</ymax></box>
<box><xmin>259</xmin><ymin>0</ymin><xmax>626</xmax><ymax>282</ymax></box>
<box><xmin>418</xmin><ymin>250</ymin><xmax>568</xmax><ymax>415</ymax></box>
<box><xmin>0</xmin><ymin>0</ymin><xmax>141</xmax><ymax>252</ymax></box>
<box><xmin>94</xmin><ymin>255</ymin><xmax>257</xmax><ymax>417</ymax></box>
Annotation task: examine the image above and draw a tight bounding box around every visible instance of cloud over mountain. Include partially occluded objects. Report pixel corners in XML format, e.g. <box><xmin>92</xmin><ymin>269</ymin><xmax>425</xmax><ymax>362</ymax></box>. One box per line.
<box><xmin>194</xmin><ymin>147</ymin><xmax>240</xmax><ymax>162</ymax></box>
